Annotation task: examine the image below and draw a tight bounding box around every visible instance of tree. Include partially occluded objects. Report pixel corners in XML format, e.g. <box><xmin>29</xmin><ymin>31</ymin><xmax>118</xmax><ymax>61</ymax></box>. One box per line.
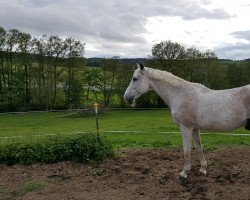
<box><xmin>83</xmin><ymin>68</ymin><xmax>102</xmax><ymax>107</ymax></box>
<box><xmin>115</xmin><ymin>63</ymin><xmax>134</xmax><ymax>107</ymax></box>
<box><xmin>181</xmin><ymin>47</ymin><xmax>203</xmax><ymax>81</ymax></box>
<box><xmin>17</xmin><ymin>31</ymin><xmax>32</xmax><ymax>109</ymax></box>
<box><xmin>151</xmin><ymin>40</ymin><xmax>186</xmax><ymax>71</ymax></box>
<box><xmin>64</xmin><ymin>37</ymin><xmax>85</xmax><ymax>108</ymax></box>
<box><xmin>47</xmin><ymin>35</ymin><xmax>68</xmax><ymax>107</ymax></box>
<box><xmin>5</xmin><ymin>29</ymin><xmax>20</xmax><ymax>108</ymax></box>
<box><xmin>180</xmin><ymin>47</ymin><xmax>219</xmax><ymax>85</ymax></box>
<box><xmin>100</xmin><ymin>57</ymin><xmax>121</xmax><ymax>107</ymax></box>
<box><xmin>228</xmin><ymin>62</ymin><xmax>250</xmax><ymax>88</ymax></box>
<box><xmin>0</xmin><ymin>27</ymin><xmax>88</xmax><ymax>111</ymax></box>
<box><xmin>31</xmin><ymin>35</ymin><xmax>47</xmax><ymax>109</ymax></box>
<box><xmin>0</xmin><ymin>26</ymin><xmax>6</xmax><ymax>93</ymax></box>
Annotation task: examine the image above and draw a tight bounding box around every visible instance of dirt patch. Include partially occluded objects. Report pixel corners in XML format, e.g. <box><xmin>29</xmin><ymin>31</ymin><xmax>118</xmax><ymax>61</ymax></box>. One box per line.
<box><xmin>0</xmin><ymin>147</ymin><xmax>249</xmax><ymax>200</ymax></box>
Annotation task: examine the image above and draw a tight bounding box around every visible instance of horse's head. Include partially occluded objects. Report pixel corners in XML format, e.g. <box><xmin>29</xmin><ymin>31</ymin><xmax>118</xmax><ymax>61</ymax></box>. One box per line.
<box><xmin>124</xmin><ymin>62</ymin><xmax>150</xmax><ymax>104</ymax></box>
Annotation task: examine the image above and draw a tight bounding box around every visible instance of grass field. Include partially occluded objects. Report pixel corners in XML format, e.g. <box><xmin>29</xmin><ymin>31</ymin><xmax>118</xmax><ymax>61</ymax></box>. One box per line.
<box><xmin>0</xmin><ymin>109</ymin><xmax>249</xmax><ymax>150</ymax></box>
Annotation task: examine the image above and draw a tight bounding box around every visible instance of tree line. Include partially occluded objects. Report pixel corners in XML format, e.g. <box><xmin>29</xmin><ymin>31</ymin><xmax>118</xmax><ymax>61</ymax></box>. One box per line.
<box><xmin>0</xmin><ymin>27</ymin><xmax>249</xmax><ymax>112</ymax></box>
<box><xmin>0</xmin><ymin>26</ymin><xmax>135</xmax><ymax>111</ymax></box>
<box><xmin>0</xmin><ymin>27</ymin><xmax>86</xmax><ymax>111</ymax></box>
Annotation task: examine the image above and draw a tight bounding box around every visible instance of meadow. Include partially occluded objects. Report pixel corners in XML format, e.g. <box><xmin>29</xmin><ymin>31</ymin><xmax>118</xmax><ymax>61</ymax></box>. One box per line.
<box><xmin>0</xmin><ymin>109</ymin><xmax>249</xmax><ymax>150</ymax></box>
<box><xmin>0</xmin><ymin>109</ymin><xmax>249</xmax><ymax>199</ymax></box>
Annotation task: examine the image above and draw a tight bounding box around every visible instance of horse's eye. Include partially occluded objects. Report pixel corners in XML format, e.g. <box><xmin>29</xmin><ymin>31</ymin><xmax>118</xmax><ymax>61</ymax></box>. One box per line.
<box><xmin>133</xmin><ymin>78</ymin><xmax>138</xmax><ymax>82</ymax></box>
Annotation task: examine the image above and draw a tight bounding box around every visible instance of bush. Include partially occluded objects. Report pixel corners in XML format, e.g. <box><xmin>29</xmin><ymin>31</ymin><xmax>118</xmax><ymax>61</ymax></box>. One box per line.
<box><xmin>0</xmin><ymin>133</ymin><xmax>114</xmax><ymax>165</ymax></box>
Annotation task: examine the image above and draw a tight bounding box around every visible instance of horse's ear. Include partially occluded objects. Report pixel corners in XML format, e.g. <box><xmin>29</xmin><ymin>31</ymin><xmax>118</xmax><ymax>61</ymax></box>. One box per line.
<box><xmin>139</xmin><ymin>62</ymin><xmax>144</xmax><ymax>70</ymax></box>
<box><xmin>136</xmin><ymin>62</ymin><xmax>140</xmax><ymax>69</ymax></box>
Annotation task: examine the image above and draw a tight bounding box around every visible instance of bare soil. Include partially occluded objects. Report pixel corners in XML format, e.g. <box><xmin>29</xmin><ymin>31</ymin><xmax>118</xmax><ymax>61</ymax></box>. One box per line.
<box><xmin>0</xmin><ymin>147</ymin><xmax>249</xmax><ymax>200</ymax></box>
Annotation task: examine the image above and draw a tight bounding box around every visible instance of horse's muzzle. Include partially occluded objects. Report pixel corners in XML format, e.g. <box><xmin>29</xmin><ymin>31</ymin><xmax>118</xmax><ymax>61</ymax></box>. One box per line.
<box><xmin>124</xmin><ymin>96</ymin><xmax>134</xmax><ymax>104</ymax></box>
<box><xmin>123</xmin><ymin>92</ymin><xmax>134</xmax><ymax>104</ymax></box>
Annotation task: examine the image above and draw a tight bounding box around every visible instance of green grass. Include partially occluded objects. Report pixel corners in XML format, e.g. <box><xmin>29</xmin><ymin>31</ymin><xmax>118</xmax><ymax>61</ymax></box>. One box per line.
<box><xmin>0</xmin><ymin>110</ymin><xmax>178</xmax><ymax>137</ymax></box>
<box><xmin>105</xmin><ymin>131</ymin><xmax>250</xmax><ymax>150</ymax></box>
<box><xmin>0</xmin><ymin>109</ymin><xmax>249</xmax><ymax>150</ymax></box>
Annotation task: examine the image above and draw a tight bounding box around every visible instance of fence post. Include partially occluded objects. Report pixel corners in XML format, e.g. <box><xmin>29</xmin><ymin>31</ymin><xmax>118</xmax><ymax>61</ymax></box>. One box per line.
<box><xmin>93</xmin><ymin>103</ymin><xmax>99</xmax><ymax>134</ymax></box>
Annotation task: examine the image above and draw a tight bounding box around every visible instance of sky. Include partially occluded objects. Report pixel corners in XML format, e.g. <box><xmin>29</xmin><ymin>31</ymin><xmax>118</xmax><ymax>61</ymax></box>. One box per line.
<box><xmin>0</xmin><ymin>0</ymin><xmax>250</xmax><ymax>59</ymax></box>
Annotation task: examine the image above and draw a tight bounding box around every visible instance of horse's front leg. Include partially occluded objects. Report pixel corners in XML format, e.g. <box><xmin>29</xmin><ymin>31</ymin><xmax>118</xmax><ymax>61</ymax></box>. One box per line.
<box><xmin>179</xmin><ymin>125</ymin><xmax>193</xmax><ymax>178</ymax></box>
<box><xmin>192</xmin><ymin>129</ymin><xmax>207</xmax><ymax>175</ymax></box>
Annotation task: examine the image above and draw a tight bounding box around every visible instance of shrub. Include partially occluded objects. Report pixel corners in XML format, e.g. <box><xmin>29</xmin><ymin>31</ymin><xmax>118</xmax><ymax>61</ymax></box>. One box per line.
<box><xmin>0</xmin><ymin>133</ymin><xmax>114</xmax><ymax>165</ymax></box>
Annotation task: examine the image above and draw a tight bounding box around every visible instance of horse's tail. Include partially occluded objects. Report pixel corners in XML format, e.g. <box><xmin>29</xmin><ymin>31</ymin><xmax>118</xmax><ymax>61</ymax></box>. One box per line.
<box><xmin>246</xmin><ymin>119</ymin><xmax>250</xmax><ymax>130</ymax></box>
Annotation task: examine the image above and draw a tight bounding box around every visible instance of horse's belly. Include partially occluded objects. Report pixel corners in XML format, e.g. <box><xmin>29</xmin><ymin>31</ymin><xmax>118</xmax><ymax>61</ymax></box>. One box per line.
<box><xmin>200</xmin><ymin>120</ymin><xmax>245</xmax><ymax>131</ymax></box>
<box><xmin>198</xmin><ymin>112</ymin><xmax>246</xmax><ymax>131</ymax></box>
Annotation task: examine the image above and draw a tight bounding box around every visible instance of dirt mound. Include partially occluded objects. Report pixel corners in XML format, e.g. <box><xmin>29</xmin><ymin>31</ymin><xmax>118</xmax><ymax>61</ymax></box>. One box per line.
<box><xmin>0</xmin><ymin>147</ymin><xmax>249</xmax><ymax>200</ymax></box>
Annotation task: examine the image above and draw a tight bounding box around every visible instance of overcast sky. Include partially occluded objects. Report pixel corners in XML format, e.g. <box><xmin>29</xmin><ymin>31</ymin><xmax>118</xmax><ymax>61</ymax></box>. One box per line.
<box><xmin>0</xmin><ymin>0</ymin><xmax>250</xmax><ymax>59</ymax></box>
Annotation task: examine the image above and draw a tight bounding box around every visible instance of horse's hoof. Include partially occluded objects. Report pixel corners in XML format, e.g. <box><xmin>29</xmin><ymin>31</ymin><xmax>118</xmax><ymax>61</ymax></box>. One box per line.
<box><xmin>179</xmin><ymin>171</ymin><xmax>188</xmax><ymax>178</ymax></box>
<box><xmin>199</xmin><ymin>168</ymin><xmax>207</xmax><ymax>175</ymax></box>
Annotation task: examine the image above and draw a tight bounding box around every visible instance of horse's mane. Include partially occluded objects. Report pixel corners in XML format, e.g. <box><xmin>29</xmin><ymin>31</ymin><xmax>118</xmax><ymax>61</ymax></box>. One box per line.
<box><xmin>144</xmin><ymin>67</ymin><xmax>190</xmax><ymax>87</ymax></box>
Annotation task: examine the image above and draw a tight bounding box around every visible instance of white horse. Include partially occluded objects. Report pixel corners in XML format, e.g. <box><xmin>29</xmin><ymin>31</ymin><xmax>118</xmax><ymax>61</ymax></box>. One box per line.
<box><xmin>124</xmin><ymin>62</ymin><xmax>250</xmax><ymax>178</ymax></box>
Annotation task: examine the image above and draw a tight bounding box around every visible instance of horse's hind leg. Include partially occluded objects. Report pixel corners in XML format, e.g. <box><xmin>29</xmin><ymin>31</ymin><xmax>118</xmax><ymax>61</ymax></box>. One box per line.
<box><xmin>192</xmin><ymin>129</ymin><xmax>207</xmax><ymax>175</ymax></box>
<box><xmin>179</xmin><ymin>125</ymin><xmax>193</xmax><ymax>178</ymax></box>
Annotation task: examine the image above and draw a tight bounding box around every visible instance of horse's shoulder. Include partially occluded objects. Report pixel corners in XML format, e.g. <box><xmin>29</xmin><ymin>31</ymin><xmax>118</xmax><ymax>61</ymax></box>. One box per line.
<box><xmin>171</xmin><ymin>97</ymin><xmax>197</xmax><ymax>128</ymax></box>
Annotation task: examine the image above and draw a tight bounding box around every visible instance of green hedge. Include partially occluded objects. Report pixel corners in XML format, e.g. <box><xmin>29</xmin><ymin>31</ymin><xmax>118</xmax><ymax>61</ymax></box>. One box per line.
<box><xmin>0</xmin><ymin>133</ymin><xmax>114</xmax><ymax>165</ymax></box>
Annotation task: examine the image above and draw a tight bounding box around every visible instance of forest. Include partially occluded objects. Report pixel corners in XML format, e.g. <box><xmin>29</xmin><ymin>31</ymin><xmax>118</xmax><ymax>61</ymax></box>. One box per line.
<box><xmin>0</xmin><ymin>26</ymin><xmax>250</xmax><ymax>112</ymax></box>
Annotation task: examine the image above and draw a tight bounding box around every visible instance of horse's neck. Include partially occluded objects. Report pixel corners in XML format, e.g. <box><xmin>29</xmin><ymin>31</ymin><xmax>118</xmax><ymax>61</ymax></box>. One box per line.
<box><xmin>146</xmin><ymin>69</ymin><xmax>195</xmax><ymax>107</ymax></box>
<box><xmin>149</xmin><ymin>79</ymin><xmax>186</xmax><ymax>107</ymax></box>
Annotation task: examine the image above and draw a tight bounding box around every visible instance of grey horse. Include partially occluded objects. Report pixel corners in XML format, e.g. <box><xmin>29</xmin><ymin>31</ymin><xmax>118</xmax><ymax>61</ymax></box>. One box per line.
<box><xmin>124</xmin><ymin>62</ymin><xmax>250</xmax><ymax>178</ymax></box>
